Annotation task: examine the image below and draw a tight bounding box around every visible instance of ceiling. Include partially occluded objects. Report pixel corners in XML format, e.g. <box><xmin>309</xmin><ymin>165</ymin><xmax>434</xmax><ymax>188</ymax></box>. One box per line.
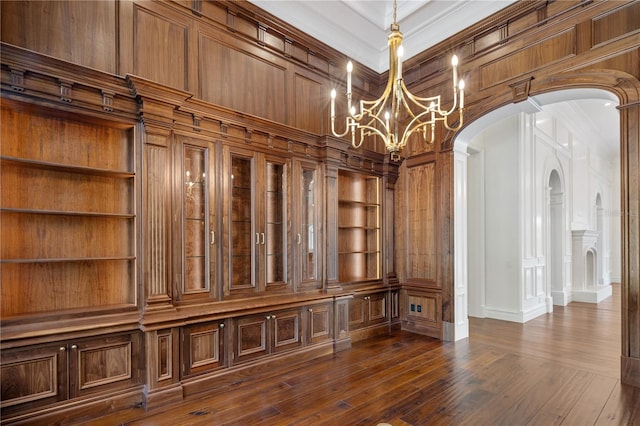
<box><xmin>248</xmin><ymin>0</ymin><xmax>620</xmax><ymax>157</ymax></box>
<box><xmin>249</xmin><ymin>0</ymin><xmax>516</xmax><ymax>73</ymax></box>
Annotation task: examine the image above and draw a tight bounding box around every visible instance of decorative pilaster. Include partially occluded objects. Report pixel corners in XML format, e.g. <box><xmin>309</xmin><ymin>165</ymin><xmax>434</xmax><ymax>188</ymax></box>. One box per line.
<box><xmin>127</xmin><ymin>75</ymin><xmax>191</xmax><ymax>309</ymax></box>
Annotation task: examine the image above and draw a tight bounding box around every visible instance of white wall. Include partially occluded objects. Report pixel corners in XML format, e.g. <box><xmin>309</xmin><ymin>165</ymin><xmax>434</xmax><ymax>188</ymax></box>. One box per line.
<box><xmin>468</xmin><ymin>116</ymin><xmax>521</xmax><ymax>320</ymax></box>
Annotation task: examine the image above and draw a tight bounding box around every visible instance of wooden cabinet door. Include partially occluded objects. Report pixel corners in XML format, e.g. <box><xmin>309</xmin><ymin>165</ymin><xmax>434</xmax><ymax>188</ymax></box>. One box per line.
<box><xmin>270</xmin><ymin>308</ymin><xmax>303</xmax><ymax>354</ymax></box>
<box><xmin>69</xmin><ymin>333</ymin><xmax>140</xmax><ymax>398</ymax></box>
<box><xmin>348</xmin><ymin>295</ymin><xmax>367</xmax><ymax>331</ymax></box>
<box><xmin>233</xmin><ymin>314</ymin><xmax>269</xmax><ymax>364</ymax></box>
<box><xmin>1</xmin><ymin>344</ymin><xmax>68</xmax><ymax>416</ymax></box>
<box><xmin>181</xmin><ymin>322</ymin><xmax>226</xmax><ymax>378</ymax></box>
<box><xmin>307</xmin><ymin>303</ymin><xmax>333</xmax><ymax>345</ymax></box>
<box><xmin>233</xmin><ymin>308</ymin><xmax>303</xmax><ymax>364</ymax></box>
<box><xmin>348</xmin><ymin>292</ymin><xmax>388</xmax><ymax>331</ymax></box>
<box><xmin>367</xmin><ymin>292</ymin><xmax>388</xmax><ymax>326</ymax></box>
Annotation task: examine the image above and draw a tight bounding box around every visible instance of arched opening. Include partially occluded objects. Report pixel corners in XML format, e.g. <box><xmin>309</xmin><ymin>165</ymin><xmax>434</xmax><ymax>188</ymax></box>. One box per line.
<box><xmin>455</xmin><ymin>87</ymin><xmax>620</xmax><ymax>326</ymax></box>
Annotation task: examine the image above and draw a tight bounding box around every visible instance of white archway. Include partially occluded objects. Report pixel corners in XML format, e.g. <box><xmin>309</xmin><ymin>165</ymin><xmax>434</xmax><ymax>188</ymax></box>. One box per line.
<box><xmin>453</xmin><ymin>88</ymin><xmax>620</xmax><ymax>336</ymax></box>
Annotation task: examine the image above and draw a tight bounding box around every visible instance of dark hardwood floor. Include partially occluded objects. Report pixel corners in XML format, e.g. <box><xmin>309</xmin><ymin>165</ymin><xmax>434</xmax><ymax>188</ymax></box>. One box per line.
<box><xmin>93</xmin><ymin>284</ymin><xmax>640</xmax><ymax>425</ymax></box>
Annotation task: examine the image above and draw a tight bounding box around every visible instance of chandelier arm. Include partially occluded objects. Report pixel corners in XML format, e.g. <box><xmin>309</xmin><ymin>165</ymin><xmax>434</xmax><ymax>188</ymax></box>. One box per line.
<box><xmin>442</xmin><ymin>110</ymin><xmax>464</xmax><ymax>131</ymax></box>
<box><xmin>437</xmin><ymin>89</ymin><xmax>459</xmax><ymax>117</ymax></box>
<box><xmin>399</xmin><ymin>108</ymin><xmax>439</xmax><ymax>149</ymax></box>
<box><xmin>331</xmin><ymin>116</ymin><xmax>352</xmax><ymax>138</ymax></box>
<box><xmin>356</xmin><ymin>86</ymin><xmax>393</xmax><ymax>121</ymax></box>
<box><xmin>356</xmin><ymin>123</ymin><xmax>391</xmax><ymax>148</ymax></box>
<box><xmin>400</xmin><ymin>81</ymin><xmax>441</xmax><ymax>106</ymax></box>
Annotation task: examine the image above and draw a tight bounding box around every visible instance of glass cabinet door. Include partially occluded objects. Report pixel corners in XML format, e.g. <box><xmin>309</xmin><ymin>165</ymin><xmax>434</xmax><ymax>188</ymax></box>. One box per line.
<box><xmin>264</xmin><ymin>159</ymin><xmax>286</xmax><ymax>288</ymax></box>
<box><xmin>182</xmin><ymin>144</ymin><xmax>212</xmax><ymax>295</ymax></box>
<box><xmin>223</xmin><ymin>147</ymin><xmax>290</xmax><ymax>297</ymax></box>
<box><xmin>301</xmin><ymin>166</ymin><xmax>317</xmax><ymax>283</ymax></box>
<box><xmin>229</xmin><ymin>154</ymin><xmax>255</xmax><ymax>292</ymax></box>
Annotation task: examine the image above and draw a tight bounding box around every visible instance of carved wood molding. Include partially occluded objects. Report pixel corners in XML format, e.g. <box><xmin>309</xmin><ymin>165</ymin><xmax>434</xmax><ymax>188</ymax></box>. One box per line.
<box><xmin>1</xmin><ymin>43</ymin><xmax>138</xmax><ymax>121</ymax></box>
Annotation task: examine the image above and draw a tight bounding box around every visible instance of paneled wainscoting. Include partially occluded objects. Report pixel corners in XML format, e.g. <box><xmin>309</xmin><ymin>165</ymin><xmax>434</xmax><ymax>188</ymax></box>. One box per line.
<box><xmin>90</xmin><ymin>284</ymin><xmax>639</xmax><ymax>425</ymax></box>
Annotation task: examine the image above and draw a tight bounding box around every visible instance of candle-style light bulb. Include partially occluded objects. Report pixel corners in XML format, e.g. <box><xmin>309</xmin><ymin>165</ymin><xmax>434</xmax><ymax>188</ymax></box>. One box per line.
<box><xmin>458</xmin><ymin>79</ymin><xmax>465</xmax><ymax>108</ymax></box>
<box><xmin>346</xmin><ymin>61</ymin><xmax>353</xmax><ymax>95</ymax></box>
<box><xmin>385</xmin><ymin>111</ymin><xmax>390</xmax><ymax>129</ymax></box>
<box><xmin>397</xmin><ymin>45</ymin><xmax>404</xmax><ymax>79</ymax></box>
<box><xmin>451</xmin><ymin>55</ymin><xmax>458</xmax><ymax>88</ymax></box>
<box><xmin>330</xmin><ymin>89</ymin><xmax>336</xmax><ymax>117</ymax></box>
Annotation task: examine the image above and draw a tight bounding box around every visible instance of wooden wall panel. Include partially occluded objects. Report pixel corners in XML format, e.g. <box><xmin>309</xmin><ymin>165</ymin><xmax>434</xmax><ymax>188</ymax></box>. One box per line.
<box><xmin>480</xmin><ymin>29</ymin><xmax>576</xmax><ymax>88</ymax></box>
<box><xmin>405</xmin><ymin>162</ymin><xmax>437</xmax><ymax>284</ymax></box>
<box><xmin>198</xmin><ymin>33</ymin><xmax>286</xmax><ymax>123</ymax></box>
<box><xmin>294</xmin><ymin>73</ymin><xmax>323</xmax><ymax>134</ymax></box>
<box><xmin>592</xmin><ymin>1</ymin><xmax>640</xmax><ymax>47</ymax></box>
<box><xmin>133</xmin><ymin>5</ymin><xmax>188</xmax><ymax>91</ymax></box>
<box><xmin>0</xmin><ymin>1</ymin><xmax>117</xmax><ymax>73</ymax></box>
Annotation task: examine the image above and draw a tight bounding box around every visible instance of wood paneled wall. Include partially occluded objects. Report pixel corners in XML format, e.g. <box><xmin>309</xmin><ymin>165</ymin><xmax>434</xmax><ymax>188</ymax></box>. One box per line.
<box><xmin>1</xmin><ymin>0</ymin><xmax>639</xmax><ymax>389</ymax></box>
<box><xmin>0</xmin><ymin>0</ymin><xmax>380</xmax><ymax>138</ymax></box>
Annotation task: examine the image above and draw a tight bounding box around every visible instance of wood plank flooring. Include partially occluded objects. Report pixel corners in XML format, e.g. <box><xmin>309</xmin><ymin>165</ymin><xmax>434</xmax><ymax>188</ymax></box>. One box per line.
<box><xmin>93</xmin><ymin>284</ymin><xmax>640</xmax><ymax>425</ymax></box>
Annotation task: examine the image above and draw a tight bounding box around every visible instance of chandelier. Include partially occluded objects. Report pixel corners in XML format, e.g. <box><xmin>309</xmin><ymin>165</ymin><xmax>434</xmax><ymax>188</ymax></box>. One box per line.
<box><xmin>329</xmin><ymin>0</ymin><xmax>465</xmax><ymax>161</ymax></box>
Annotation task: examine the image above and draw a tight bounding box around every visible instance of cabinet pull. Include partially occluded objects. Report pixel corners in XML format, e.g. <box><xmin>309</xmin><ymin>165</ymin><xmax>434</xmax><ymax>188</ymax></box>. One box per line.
<box><xmin>296</xmin><ymin>233</ymin><xmax>301</xmax><ymax>245</ymax></box>
<box><xmin>256</xmin><ymin>233</ymin><xmax>260</xmax><ymax>245</ymax></box>
<box><xmin>210</xmin><ymin>231</ymin><xmax>215</xmax><ymax>245</ymax></box>
<box><xmin>309</xmin><ymin>308</ymin><xmax>313</xmax><ymax>313</ymax></box>
<box><xmin>71</xmin><ymin>344</ymin><xmax>77</xmax><ymax>350</ymax></box>
<box><xmin>266</xmin><ymin>315</ymin><xmax>271</xmax><ymax>320</ymax></box>
<box><xmin>272</xmin><ymin>315</ymin><xmax>276</xmax><ymax>319</ymax></box>
<box><xmin>219</xmin><ymin>323</ymin><xmax>225</xmax><ymax>329</ymax></box>
<box><xmin>261</xmin><ymin>232</ymin><xmax>265</xmax><ymax>245</ymax></box>
<box><xmin>59</xmin><ymin>346</ymin><xmax>66</xmax><ymax>352</ymax></box>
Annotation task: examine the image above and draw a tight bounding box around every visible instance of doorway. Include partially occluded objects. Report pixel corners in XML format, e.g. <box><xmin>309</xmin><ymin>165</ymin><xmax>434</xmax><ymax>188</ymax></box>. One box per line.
<box><xmin>456</xmin><ymin>88</ymin><xmax>620</xmax><ymax>327</ymax></box>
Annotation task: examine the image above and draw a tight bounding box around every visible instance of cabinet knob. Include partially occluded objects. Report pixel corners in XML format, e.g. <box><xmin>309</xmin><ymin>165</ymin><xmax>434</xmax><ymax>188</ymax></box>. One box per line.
<box><xmin>272</xmin><ymin>315</ymin><xmax>276</xmax><ymax>319</ymax></box>
<box><xmin>71</xmin><ymin>344</ymin><xmax>77</xmax><ymax>350</ymax></box>
<box><xmin>219</xmin><ymin>323</ymin><xmax>225</xmax><ymax>329</ymax></box>
<box><xmin>59</xmin><ymin>346</ymin><xmax>66</xmax><ymax>352</ymax></box>
<box><xmin>266</xmin><ymin>315</ymin><xmax>271</xmax><ymax>320</ymax></box>
<box><xmin>309</xmin><ymin>308</ymin><xmax>313</xmax><ymax>313</ymax></box>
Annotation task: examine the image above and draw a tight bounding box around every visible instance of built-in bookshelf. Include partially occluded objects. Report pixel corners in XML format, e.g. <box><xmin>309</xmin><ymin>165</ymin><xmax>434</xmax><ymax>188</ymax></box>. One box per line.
<box><xmin>0</xmin><ymin>103</ymin><xmax>136</xmax><ymax>318</ymax></box>
<box><xmin>337</xmin><ymin>170</ymin><xmax>381</xmax><ymax>283</ymax></box>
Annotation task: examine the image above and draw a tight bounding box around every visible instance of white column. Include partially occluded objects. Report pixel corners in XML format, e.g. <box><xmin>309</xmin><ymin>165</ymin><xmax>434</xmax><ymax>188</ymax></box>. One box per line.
<box><xmin>451</xmin><ymin>140</ymin><xmax>469</xmax><ymax>340</ymax></box>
